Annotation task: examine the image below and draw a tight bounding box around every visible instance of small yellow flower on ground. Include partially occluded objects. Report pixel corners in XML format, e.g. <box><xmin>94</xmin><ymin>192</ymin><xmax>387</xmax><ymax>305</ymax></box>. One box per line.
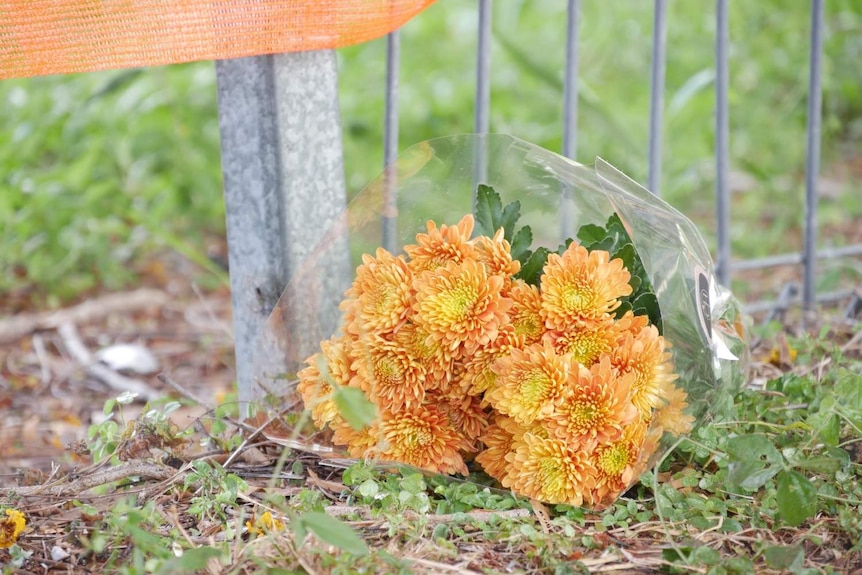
<box><xmin>246</xmin><ymin>511</ymin><xmax>285</xmax><ymax>537</ymax></box>
<box><xmin>0</xmin><ymin>509</ymin><xmax>26</xmax><ymax>548</ymax></box>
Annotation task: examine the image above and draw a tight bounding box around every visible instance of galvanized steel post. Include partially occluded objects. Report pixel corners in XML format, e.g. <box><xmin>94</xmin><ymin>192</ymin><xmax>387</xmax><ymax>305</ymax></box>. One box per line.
<box><xmin>474</xmin><ymin>0</ymin><xmax>492</xmax><ymax>196</ymax></box>
<box><xmin>715</xmin><ymin>0</ymin><xmax>731</xmax><ymax>286</ymax></box>
<box><xmin>803</xmin><ymin>0</ymin><xmax>824</xmax><ymax>312</ymax></box>
<box><xmin>216</xmin><ymin>51</ymin><xmax>349</xmax><ymax>415</ymax></box>
<box><xmin>383</xmin><ymin>32</ymin><xmax>401</xmax><ymax>253</ymax></box>
<box><xmin>647</xmin><ymin>0</ymin><xmax>667</xmax><ymax>197</ymax></box>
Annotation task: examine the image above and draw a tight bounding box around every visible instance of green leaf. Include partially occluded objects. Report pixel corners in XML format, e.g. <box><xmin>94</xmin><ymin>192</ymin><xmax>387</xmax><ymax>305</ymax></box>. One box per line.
<box><xmin>628</xmin><ymin>292</ymin><xmax>662</xmax><ymax>331</ymax></box>
<box><xmin>357</xmin><ymin>479</ymin><xmax>379</xmax><ymax>498</ymax></box>
<box><xmin>615</xmin><ymin>301</ymin><xmax>633</xmax><ymax>317</ymax></box>
<box><xmin>835</xmin><ymin>369</ymin><xmax>862</xmax><ymax>412</ymax></box>
<box><xmin>806</xmin><ymin>397</ymin><xmax>840</xmax><ymax>447</ymax></box>
<box><xmin>400</xmin><ymin>472</ymin><xmax>427</xmax><ymax>494</ymax></box>
<box><xmin>299</xmin><ymin>511</ymin><xmax>369</xmax><ymax>556</ymax></box>
<box><xmin>590</xmin><ymin>236</ymin><xmax>616</xmax><ymax>253</ymax></box>
<box><xmin>515</xmin><ymin>247</ymin><xmax>550</xmax><ymax>286</ymax></box>
<box><xmin>794</xmin><ymin>455</ymin><xmax>841</xmax><ymax>475</ymax></box>
<box><xmin>725</xmin><ymin>434</ymin><xmax>782</xmax><ymax>492</ymax></box>
<box><xmin>605</xmin><ymin>213</ymin><xmax>627</xmax><ymax>237</ymax></box>
<box><xmin>474</xmin><ymin>184</ymin><xmax>524</xmax><ymax>245</ymax></box>
<box><xmin>611</xmin><ymin>243</ymin><xmax>638</xmax><ymax>273</ymax></box>
<box><xmin>155</xmin><ymin>547</ymin><xmax>222</xmax><ymax>575</ymax></box>
<box><xmin>333</xmin><ymin>387</ymin><xmax>377</xmax><ymax>431</ymax></box>
<box><xmin>511</xmin><ymin>226</ymin><xmax>533</xmax><ymax>263</ymax></box>
<box><xmin>576</xmin><ymin>223</ymin><xmax>606</xmax><ymax>246</ymax></box>
<box><xmin>776</xmin><ymin>470</ymin><xmax>817</xmax><ymax>527</ymax></box>
<box><xmin>500</xmin><ymin>200</ymin><xmax>521</xmax><ymax>241</ymax></box>
<box><xmin>763</xmin><ymin>545</ymin><xmax>804</xmax><ymax>571</ymax></box>
<box><xmin>474</xmin><ymin>184</ymin><xmax>503</xmax><ymax>238</ymax></box>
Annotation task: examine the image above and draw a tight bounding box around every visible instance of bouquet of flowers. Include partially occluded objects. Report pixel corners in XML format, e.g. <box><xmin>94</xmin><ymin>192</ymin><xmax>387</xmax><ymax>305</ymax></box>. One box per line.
<box><xmin>253</xmin><ymin>135</ymin><xmax>747</xmax><ymax>509</ymax></box>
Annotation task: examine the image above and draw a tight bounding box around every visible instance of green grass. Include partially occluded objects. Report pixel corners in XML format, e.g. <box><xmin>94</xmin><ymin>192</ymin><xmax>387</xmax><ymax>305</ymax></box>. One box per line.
<box><xmin>1</xmin><ymin>1</ymin><xmax>861</xmax><ymax>304</ymax></box>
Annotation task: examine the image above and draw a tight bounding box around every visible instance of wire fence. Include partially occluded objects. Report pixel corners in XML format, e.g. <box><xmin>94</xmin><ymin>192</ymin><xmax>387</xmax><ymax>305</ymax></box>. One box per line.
<box><xmin>380</xmin><ymin>0</ymin><xmax>862</xmax><ymax>319</ymax></box>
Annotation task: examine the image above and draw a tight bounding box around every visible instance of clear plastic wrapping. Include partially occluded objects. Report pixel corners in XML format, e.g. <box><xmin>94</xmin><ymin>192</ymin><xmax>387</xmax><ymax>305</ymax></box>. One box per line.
<box><xmin>252</xmin><ymin>134</ymin><xmax>748</xmax><ymax>508</ymax></box>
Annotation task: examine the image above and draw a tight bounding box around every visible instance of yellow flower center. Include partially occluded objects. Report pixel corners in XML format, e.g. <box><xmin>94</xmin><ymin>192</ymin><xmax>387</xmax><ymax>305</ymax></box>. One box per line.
<box><xmin>371</xmin><ymin>284</ymin><xmax>397</xmax><ymax>313</ymax></box>
<box><xmin>538</xmin><ymin>457</ymin><xmax>567</xmax><ymax>496</ymax></box>
<box><xmin>514</xmin><ymin>315</ymin><xmax>542</xmax><ymax>340</ymax></box>
<box><xmin>435</xmin><ymin>282</ymin><xmax>477</xmax><ymax>323</ymax></box>
<box><xmin>561</xmin><ymin>282</ymin><xmax>593</xmax><ymax>314</ymax></box>
<box><xmin>597</xmin><ymin>443</ymin><xmax>630</xmax><ymax>477</ymax></box>
<box><xmin>572</xmin><ymin>401</ymin><xmax>599</xmax><ymax>426</ymax></box>
<box><xmin>396</xmin><ymin>419</ymin><xmax>432</xmax><ymax>451</ymax></box>
<box><xmin>375</xmin><ymin>356</ymin><xmax>403</xmax><ymax>385</ymax></box>
<box><xmin>564</xmin><ymin>333</ymin><xmax>605</xmax><ymax>366</ymax></box>
<box><xmin>477</xmin><ymin>368</ymin><xmax>496</xmax><ymax>391</ymax></box>
<box><xmin>520</xmin><ymin>369</ymin><xmax>554</xmax><ymax>405</ymax></box>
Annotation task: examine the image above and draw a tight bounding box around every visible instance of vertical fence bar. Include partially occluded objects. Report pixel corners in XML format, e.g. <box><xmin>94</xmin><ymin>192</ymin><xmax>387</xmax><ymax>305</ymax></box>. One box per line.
<box><xmin>382</xmin><ymin>31</ymin><xmax>400</xmax><ymax>253</ymax></box>
<box><xmin>560</xmin><ymin>0</ymin><xmax>580</xmax><ymax>239</ymax></box>
<box><xmin>715</xmin><ymin>0</ymin><xmax>731</xmax><ymax>286</ymax></box>
<box><xmin>474</xmin><ymin>0</ymin><xmax>492</xmax><ymax>192</ymax></box>
<box><xmin>803</xmin><ymin>0</ymin><xmax>824</xmax><ymax>311</ymax></box>
<box><xmin>562</xmin><ymin>0</ymin><xmax>580</xmax><ymax>161</ymax></box>
<box><xmin>647</xmin><ymin>0</ymin><xmax>667</xmax><ymax>197</ymax></box>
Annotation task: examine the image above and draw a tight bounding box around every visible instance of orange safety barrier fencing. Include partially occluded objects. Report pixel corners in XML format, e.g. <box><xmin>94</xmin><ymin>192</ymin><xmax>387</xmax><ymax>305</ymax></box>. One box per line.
<box><xmin>0</xmin><ymin>0</ymin><xmax>435</xmax><ymax>80</ymax></box>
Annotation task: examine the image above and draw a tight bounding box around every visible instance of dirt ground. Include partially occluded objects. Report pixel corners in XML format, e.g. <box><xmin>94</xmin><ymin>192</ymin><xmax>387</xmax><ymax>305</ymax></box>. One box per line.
<box><xmin>0</xmin><ymin>274</ymin><xmax>237</xmax><ymax>479</ymax></box>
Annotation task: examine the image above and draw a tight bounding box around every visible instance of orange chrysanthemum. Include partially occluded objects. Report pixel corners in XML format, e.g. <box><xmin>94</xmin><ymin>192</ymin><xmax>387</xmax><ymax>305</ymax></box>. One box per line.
<box><xmin>540</xmin><ymin>243</ymin><xmax>632</xmax><ymax>330</ymax></box>
<box><xmin>611</xmin><ymin>325</ymin><xmax>678</xmax><ymax>417</ymax></box>
<box><xmin>380</xmin><ymin>405</ymin><xmax>468</xmax><ymax>475</ymax></box>
<box><xmin>653</xmin><ymin>380</ymin><xmax>695</xmax><ymax>436</ymax></box>
<box><xmin>341</xmin><ymin>248</ymin><xmax>414</xmax><ymax>337</ymax></box>
<box><xmin>486</xmin><ymin>341</ymin><xmax>571</xmax><ymax>425</ymax></box>
<box><xmin>352</xmin><ymin>335</ymin><xmax>426</xmax><ymax>411</ymax></box>
<box><xmin>392</xmin><ymin>321</ymin><xmax>457</xmax><ymax>390</ymax></box>
<box><xmin>475</xmin><ymin>430</ymin><xmax>511</xmax><ymax>483</ymax></box>
<box><xmin>588</xmin><ymin>419</ymin><xmax>648</xmax><ymax>507</ymax></box>
<box><xmin>413</xmin><ymin>259</ymin><xmax>511</xmax><ymax>353</ymax></box>
<box><xmin>503</xmin><ymin>432</ymin><xmax>596</xmax><ymax>506</ymax></box>
<box><xmin>629</xmin><ymin>423</ymin><xmax>663</xmax><ymax>480</ymax></box>
<box><xmin>405</xmin><ymin>214</ymin><xmax>477</xmax><ymax>274</ymax></box>
<box><xmin>616</xmin><ymin>310</ymin><xmax>651</xmax><ymax>335</ymax></box>
<box><xmin>331</xmin><ymin>419</ymin><xmax>382</xmax><ymax>459</ymax></box>
<box><xmin>297</xmin><ymin>365</ymin><xmax>337</xmax><ymax>429</ymax></box>
<box><xmin>460</xmin><ymin>324</ymin><xmax>523</xmax><ymax>397</ymax></box>
<box><xmin>475</xmin><ymin>418</ymin><xmax>517</xmax><ymax>483</ymax></box>
<box><xmin>543</xmin><ymin>316</ymin><xmax>619</xmax><ymax>367</ymax></box>
<box><xmin>506</xmin><ymin>279</ymin><xmax>545</xmax><ymax>345</ymax></box>
<box><xmin>297</xmin><ymin>336</ymin><xmax>355</xmax><ymax>428</ymax></box>
<box><xmin>548</xmin><ymin>357</ymin><xmax>638</xmax><ymax>449</ymax></box>
<box><xmin>427</xmin><ymin>389</ymin><xmax>489</xmax><ymax>452</ymax></box>
<box><xmin>475</xmin><ymin>228</ymin><xmax>521</xmax><ymax>277</ymax></box>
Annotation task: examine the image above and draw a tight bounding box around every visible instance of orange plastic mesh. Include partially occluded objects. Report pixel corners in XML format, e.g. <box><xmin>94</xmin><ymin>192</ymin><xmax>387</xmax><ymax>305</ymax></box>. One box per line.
<box><xmin>0</xmin><ymin>0</ymin><xmax>435</xmax><ymax>80</ymax></box>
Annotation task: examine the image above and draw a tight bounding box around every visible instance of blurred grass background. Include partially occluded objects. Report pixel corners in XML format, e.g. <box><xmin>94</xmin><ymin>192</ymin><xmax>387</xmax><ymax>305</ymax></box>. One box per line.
<box><xmin>1</xmin><ymin>0</ymin><xmax>861</xmax><ymax>308</ymax></box>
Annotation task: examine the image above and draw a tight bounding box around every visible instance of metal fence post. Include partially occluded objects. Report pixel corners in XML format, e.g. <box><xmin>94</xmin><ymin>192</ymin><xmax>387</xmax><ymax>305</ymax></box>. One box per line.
<box><xmin>803</xmin><ymin>0</ymin><xmax>824</xmax><ymax>312</ymax></box>
<box><xmin>215</xmin><ymin>51</ymin><xmax>350</xmax><ymax>415</ymax></box>
<box><xmin>647</xmin><ymin>0</ymin><xmax>667</xmax><ymax>197</ymax></box>
<box><xmin>473</xmin><ymin>0</ymin><xmax>492</xmax><ymax>196</ymax></box>
<box><xmin>715</xmin><ymin>0</ymin><xmax>731</xmax><ymax>286</ymax></box>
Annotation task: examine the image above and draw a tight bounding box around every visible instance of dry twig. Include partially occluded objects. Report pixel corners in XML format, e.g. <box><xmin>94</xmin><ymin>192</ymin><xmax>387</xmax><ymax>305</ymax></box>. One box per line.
<box><xmin>0</xmin><ymin>288</ymin><xmax>168</xmax><ymax>345</ymax></box>
<box><xmin>58</xmin><ymin>322</ymin><xmax>161</xmax><ymax>401</ymax></box>
<box><xmin>3</xmin><ymin>460</ymin><xmax>176</xmax><ymax>497</ymax></box>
